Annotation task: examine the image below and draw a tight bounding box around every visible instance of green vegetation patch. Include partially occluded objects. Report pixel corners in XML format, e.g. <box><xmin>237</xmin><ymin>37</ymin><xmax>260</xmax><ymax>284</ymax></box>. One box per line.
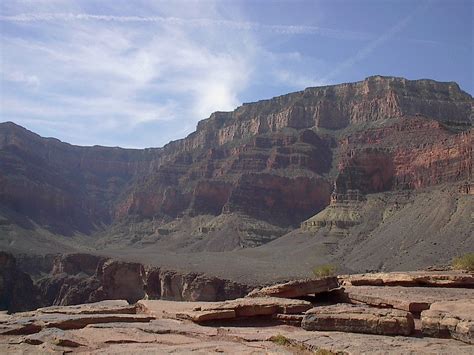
<box><xmin>312</xmin><ymin>264</ymin><xmax>337</xmax><ymax>277</ymax></box>
<box><xmin>270</xmin><ymin>334</ymin><xmax>291</xmax><ymax>346</ymax></box>
<box><xmin>452</xmin><ymin>253</ymin><xmax>474</xmax><ymax>271</ymax></box>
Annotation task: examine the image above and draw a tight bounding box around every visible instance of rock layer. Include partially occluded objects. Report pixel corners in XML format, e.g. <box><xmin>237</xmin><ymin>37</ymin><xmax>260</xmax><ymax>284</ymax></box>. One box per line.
<box><xmin>1</xmin><ymin>76</ymin><xmax>471</xmax><ymax>245</ymax></box>
<box><xmin>340</xmin><ymin>271</ymin><xmax>474</xmax><ymax>288</ymax></box>
<box><xmin>246</xmin><ymin>277</ymin><xmax>339</xmax><ymax>298</ymax></box>
<box><xmin>421</xmin><ymin>299</ymin><xmax>474</xmax><ymax>344</ymax></box>
<box><xmin>343</xmin><ymin>286</ymin><xmax>474</xmax><ymax>313</ymax></box>
<box><xmin>302</xmin><ymin>304</ymin><xmax>415</xmax><ymax>336</ymax></box>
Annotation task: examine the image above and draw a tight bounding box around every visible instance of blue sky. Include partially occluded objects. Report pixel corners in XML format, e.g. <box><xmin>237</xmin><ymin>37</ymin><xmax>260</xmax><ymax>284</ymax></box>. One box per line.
<box><xmin>0</xmin><ymin>0</ymin><xmax>472</xmax><ymax>148</ymax></box>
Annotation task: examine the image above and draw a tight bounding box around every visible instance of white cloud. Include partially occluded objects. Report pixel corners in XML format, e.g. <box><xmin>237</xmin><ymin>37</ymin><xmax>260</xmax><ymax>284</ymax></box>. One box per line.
<box><xmin>2</xmin><ymin>69</ymin><xmax>40</xmax><ymax>87</ymax></box>
<box><xmin>0</xmin><ymin>1</ymin><xmax>330</xmax><ymax>147</ymax></box>
<box><xmin>0</xmin><ymin>12</ymin><xmax>374</xmax><ymax>40</ymax></box>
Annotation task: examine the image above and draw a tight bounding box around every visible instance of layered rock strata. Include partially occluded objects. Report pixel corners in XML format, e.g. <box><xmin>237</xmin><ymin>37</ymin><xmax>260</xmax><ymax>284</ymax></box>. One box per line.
<box><xmin>421</xmin><ymin>299</ymin><xmax>474</xmax><ymax>344</ymax></box>
<box><xmin>1</xmin><ymin>76</ymin><xmax>471</xmax><ymax>244</ymax></box>
<box><xmin>302</xmin><ymin>304</ymin><xmax>415</xmax><ymax>336</ymax></box>
<box><xmin>246</xmin><ymin>277</ymin><xmax>339</xmax><ymax>298</ymax></box>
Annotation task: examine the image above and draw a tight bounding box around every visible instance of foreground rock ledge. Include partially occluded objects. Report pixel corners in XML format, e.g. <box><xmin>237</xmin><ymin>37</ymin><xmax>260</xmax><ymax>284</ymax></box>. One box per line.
<box><xmin>2</xmin><ymin>298</ymin><xmax>473</xmax><ymax>354</ymax></box>
<box><xmin>247</xmin><ymin>277</ymin><xmax>339</xmax><ymax>298</ymax></box>
<box><xmin>340</xmin><ymin>271</ymin><xmax>474</xmax><ymax>288</ymax></box>
<box><xmin>421</xmin><ymin>299</ymin><xmax>474</xmax><ymax>344</ymax></box>
<box><xmin>302</xmin><ymin>304</ymin><xmax>415</xmax><ymax>336</ymax></box>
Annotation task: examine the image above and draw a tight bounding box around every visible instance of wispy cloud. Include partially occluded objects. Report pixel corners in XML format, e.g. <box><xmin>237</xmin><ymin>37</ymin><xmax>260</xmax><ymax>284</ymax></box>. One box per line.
<box><xmin>0</xmin><ymin>13</ymin><xmax>374</xmax><ymax>40</ymax></box>
<box><xmin>1</xmin><ymin>2</ymin><xmax>323</xmax><ymax>147</ymax></box>
<box><xmin>1</xmin><ymin>69</ymin><xmax>40</xmax><ymax>88</ymax></box>
<box><xmin>320</xmin><ymin>1</ymin><xmax>432</xmax><ymax>82</ymax></box>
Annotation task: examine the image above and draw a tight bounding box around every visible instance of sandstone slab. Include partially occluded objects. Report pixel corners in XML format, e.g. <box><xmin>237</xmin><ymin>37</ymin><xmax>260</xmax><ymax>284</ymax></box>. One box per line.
<box><xmin>0</xmin><ymin>312</ymin><xmax>154</xmax><ymax>335</ymax></box>
<box><xmin>288</xmin><ymin>330</ymin><xmax>474</xmax><ymax>354</ymax></box>
<box><xmin>247</xmin><ymin>277</ymin><xmax>339</xmax><ymax>298</ymax></box>
<box><xmin>204</xmin><ymin>297</ymin><xmax>312</xmax><ymax>318</ymax></box>
<box><xmin>343</xmin><ymin>286</ymin><xmax>474</xmax><ymax>312</ymax></box>
<box><xmin>137</xmin><ymin>299</ymin><xmax>220</xmax><ymax>319</ymax></box>
<box><xmin>36</xmin><ymin>300</ymin><xmax>137</xmax><ymax>315</ymax></box>
<box><xmin>175</xmin><ymin>309</ymin><xmax>236</xmax><ymax>322</ymax></box>
<box><xmin>138</xmin><ymin>297</ymin><xmax>312</xmax><ymax>323</ymax></box>
<box><xmin>302</xmin><ymin>304</ymin><xmax>415</xmax><ymax>335</ymax></box>
<box><xmin>40</xmin><ymin>313</ymin><xmax>155</xmax><ymax>330</ymax></box>
<box><xmin>421</xmin><ymin>299</ymin><xmax>474</xmax><ymax>344</ymax></box>
<box><xmin>340</xmin><ymin>271</ymin><xmax>474</xmax><ymax>288</ymax></box>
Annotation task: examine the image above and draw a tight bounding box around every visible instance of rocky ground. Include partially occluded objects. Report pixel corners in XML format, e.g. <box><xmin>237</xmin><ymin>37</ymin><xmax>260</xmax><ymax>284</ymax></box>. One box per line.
<box><xmin>1</xmin><ymin>269</ymin><xmax>472</xmax><ymax>354</ymax></box>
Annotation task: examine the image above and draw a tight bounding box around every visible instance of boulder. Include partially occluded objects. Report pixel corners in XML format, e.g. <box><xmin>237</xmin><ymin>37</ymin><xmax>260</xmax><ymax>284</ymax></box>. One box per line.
<box><xmin>246</xmin><ymin>277</ymin><xmax>339</xmax><ymax>298</ymax></box>
<box><xmin>421</xmin><ymin>299</ymin><xmax>473</xmax><ymax>344</ymax></box>
<box><xmin>340</xmin><ymin>271</ymin><xmax>474</xmax><ymax>288</ymax></box>
<box><xmin>343</xmin><ymin>286</ymin><xmax>474</xmax><ymax>312</ymax></box>
<box><xmin>302</xmin><ymin>304</ymin><xmax>415</xmax><ymax>335</ymax></box>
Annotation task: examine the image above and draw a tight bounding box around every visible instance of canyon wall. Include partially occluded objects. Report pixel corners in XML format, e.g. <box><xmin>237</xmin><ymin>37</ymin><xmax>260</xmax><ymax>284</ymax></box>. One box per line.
<box><xmin>0</xmin><ymin>76</ymin><xmax>472</xmax><ymax>240</ymax></box>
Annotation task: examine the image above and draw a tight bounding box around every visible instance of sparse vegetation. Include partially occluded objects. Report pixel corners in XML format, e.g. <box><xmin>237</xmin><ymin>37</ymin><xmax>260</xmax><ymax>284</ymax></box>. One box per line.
<box><xmin>270</xmin><ymin>334</ymin><xmax>291</xmax><ymax>346</ymax></box>
<box><xmin>452</xmin><ymin>253</ymin><xmax>474</xmax><ymax>271</ymax></box>
<box><xmin>312</xmin><ymin>264</ymin><xmax>337</xmax><ymax>277</ymax></box>
<box><xmin>315</xmin><ymin>349</ymin><xmax>338</xmax><ymax>355</ymax></box>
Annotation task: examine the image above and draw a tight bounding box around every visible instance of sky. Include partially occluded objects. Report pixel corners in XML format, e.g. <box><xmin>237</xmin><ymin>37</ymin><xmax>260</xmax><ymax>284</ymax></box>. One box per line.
<box><xmin>0</xmin><ymin>0</ymin><xmax>472</xmax><ymax>148</ymax></box>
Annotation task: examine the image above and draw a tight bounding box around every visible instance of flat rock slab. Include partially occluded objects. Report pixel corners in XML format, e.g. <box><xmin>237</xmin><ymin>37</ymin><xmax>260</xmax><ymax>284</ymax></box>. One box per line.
<box><xmin>340</xmin><ymin>271</ymin><xmax>474</xmax><ymax>288</ymax></box>
<box><xmin>0</xmin><ymin>318</ymin><xmax>42</xmax><ymax>335</ymax></box>
<box><xmin>288</xmin><ymin>330</ymin><xmax>474</xmax><ymax>354</ymax></box>
<box><xmin>421</xmin><ymin>299</ymin><xmax>474</xmax><ymax>344</ymax></box>
<box><xmin>302</xmin><ymin>304</ymin><xmax>415</xmax><ymax>336</ymax></box>
<box><xmin>2</xmin><ymin>307</ymin><xmax>472</xmax><ymax>354</ymax></box>
<box><xmin>247</xmin><ymin>277</ymin><xmax>339</xmax><ymax>298</ymax></box>
<box><xmin>0</xmin><ymin>313</ymin><xmax>154</xmax><ymax>335</ymax></box>
<box><xmin>205</xmin><ymin>297</ymin><xmax>312</xmax><ymax>317</ymax></box>
<box><xmin>21</xmin><ymin>328</ymin><xmax>87</xmax><ymax>348</ymax></box>
<box><xmin>35</xmin><ymin>300</ymin><xmax>137</xmax><ymax>315</ymax></box>
<box><xmin>344</xmin><ymin>286</ymin><xmax>474</xmax><ymax>312</ymax></box>
<box><xmin>138</xmin><ymin>297</ymin><xmax>312</xmax><ymax>323</ymax></box>
<box><xmin>40</xmin><ymin>313</ymin><xmax>155</xmax><ymax>330</ymax></box>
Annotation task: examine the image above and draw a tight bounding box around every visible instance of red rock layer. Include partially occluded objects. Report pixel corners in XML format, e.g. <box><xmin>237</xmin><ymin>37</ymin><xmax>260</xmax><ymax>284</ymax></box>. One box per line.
<box><xmin>0</xmin><ymin>76</ymin><xmax>472</xmax><ymax>234</ymax></box>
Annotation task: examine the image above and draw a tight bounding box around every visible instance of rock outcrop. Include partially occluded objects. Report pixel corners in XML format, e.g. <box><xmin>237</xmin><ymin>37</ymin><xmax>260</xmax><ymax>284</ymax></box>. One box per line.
<box><xmin>0</xmin><ymin>252</ymin><xmax>41</xmax><ymax>312</ymax></box>
<box><xmin>339</xmin><ymin>271</ymin><xmax>474</xmax><ymax>288</ymax></box>
<box><xmin>246</xmin><ymin>277</ymin><xmax>339</xmax><ymax>298</ymax></box>
<box><xmin>0</xmin><ymin>252</ymin><xmax>251</xmax><ymax>312</ymax></box>
<box><xmin>421</xmin><ymin>299</ymin><xmax>474</xmax><ymax>344</ymax></box>
<box><xmin>302</xmin><ymin>304</ymin><xmax>415</xmax><ymax>336</ymax></box>
<box><xmin>145</xmin><ymin>268</ymin><xmax>250</xmax><ymax>301</ymax></box>
<box><xmin>342</xmin><ymin>285</ymin><xmax>474</xmax><ymax>313</ymax></box>
<box><xmin>2</xmin><ymin>268</ymin><xmax>474</xmax><ymax>354</ymax></box>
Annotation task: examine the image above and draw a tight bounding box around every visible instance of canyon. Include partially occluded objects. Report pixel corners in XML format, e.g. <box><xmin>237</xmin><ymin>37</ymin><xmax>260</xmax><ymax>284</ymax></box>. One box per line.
<box><xmin>0</xmin><ymin>75</ymin><xmax>472</xmax><ymax>297</ymax></box>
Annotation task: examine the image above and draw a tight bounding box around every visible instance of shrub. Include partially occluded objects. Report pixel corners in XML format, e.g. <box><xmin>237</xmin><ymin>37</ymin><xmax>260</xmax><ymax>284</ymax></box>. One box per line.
<box><xmin>315</xmin><ymin>349</ymin><xmax>338</xmax><ymax>355</ymax></box>
<box><xmin>452</xmin><ymin>253</ymin><xmax>474</xmax><ymax>271</ymax></box>
<box><xmin>269</xmin><ymin>334</ymin><xmax>291</xmax><ymax>346</ymax></box>
<box><xmin>312</xmin><ymin>264</ymin><xmax>337</xmax><ymax>277</ymax></box>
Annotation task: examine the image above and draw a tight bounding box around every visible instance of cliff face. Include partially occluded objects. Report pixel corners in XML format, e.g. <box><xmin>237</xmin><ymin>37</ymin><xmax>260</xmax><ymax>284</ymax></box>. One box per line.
<box><xmin>0</xmin><ymin>76</ymin><xmax>472</xmax><ymax>242</ymax></box>
<box><xmin>0</xmin><ymin>123</ymin><xmax>161</xmax><ymax>234</ymax></box>
<box><xmin>335</xmin><ymin>117</ymin><xmax>472</xmax><ymax>194</ymax></box>
<box><xmin>4</xmin><ymin>252</ymin><xmax>250</xmax><ymax>311</ymax></box>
